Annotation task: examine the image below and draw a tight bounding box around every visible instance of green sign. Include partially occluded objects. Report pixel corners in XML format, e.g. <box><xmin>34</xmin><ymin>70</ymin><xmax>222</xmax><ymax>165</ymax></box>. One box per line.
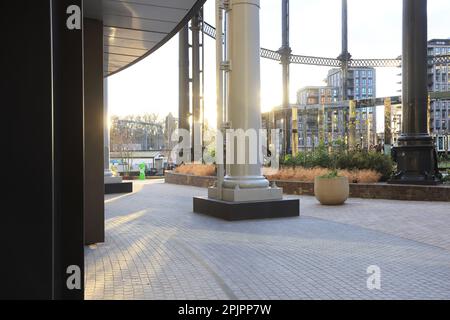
<box><xmin>139</xmin><ymin>163</ymin><xmax>146</xmax><ymax>180</ymax></box>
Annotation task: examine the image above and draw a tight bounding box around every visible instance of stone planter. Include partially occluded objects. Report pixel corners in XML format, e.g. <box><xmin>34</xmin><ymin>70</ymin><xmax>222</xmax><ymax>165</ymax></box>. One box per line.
<box><xmin>314</xmin><ymin>176</ymin><xmax>349</xmax><ymax>205</ymax></box>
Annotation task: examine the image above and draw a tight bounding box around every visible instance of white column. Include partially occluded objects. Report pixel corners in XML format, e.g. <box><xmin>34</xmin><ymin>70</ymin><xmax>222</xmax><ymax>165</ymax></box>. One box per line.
<box><xmin>210</xmin><ymin>0</ymin><xmax>281</xmax><ymax>202</ymax></box>
<box><xmin>215</xmin><ymin>0</ymin><xmax>224</xmax><ymax>199</ymax></box>
<box><xmin>104</xmin><ymin>78</ymin><xmax>112</xmax><ymax>177</ymax></box>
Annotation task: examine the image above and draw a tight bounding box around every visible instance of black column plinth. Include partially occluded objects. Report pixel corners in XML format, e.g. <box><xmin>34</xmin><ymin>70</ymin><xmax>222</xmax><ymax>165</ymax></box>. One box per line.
<box><xmin>193</xmin><ymin>197</ymin><xmax>300</xmax><ymax>221</ymax></box>
<box><xmin>390</xmin><ymin>136</ymin><xmax>441</xmax><ymax>185</ymax></box>
<box><xmin>105</xmin><ymin>182</ymin><xmax>133</xmax><ymax>194</ymax></box>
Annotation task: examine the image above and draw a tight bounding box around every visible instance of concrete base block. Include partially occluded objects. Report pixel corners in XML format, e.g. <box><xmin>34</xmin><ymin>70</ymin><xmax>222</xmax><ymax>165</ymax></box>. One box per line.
<box><xmin>208</xmin><ymin>186</ymin><xmax>283</xmax><ymax>202</ymax></box>
<box><xmin>193</xmin><ymin>196</ymin><xmax>300</xmax><ymax>221</ymax></box>
<box><xmin>105</xmin><ymin>176</ymin><xmax>123</xmax><ymax>184</ymax></box>
<box><xmin>105</xmin><ymin>182</ymin><xmax>133</xmax><ymax>195</ymax></box>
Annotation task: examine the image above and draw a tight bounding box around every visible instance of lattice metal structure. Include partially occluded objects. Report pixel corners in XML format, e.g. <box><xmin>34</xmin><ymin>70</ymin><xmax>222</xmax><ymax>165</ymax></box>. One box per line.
<box><xmin>349</xmin><ymin>58</ymin><xmax>401</xmax><ymax>68</ymax></box>
<box><xmin>290</xmin><ymin>54</ymin><xmax>340</xmax><ymax>67</ymax></box>
<box><xmin>260</xmin><ymin>48</ymin><xmax>282</xmax><ymax>61</ymax></box>
<box><xmin>203</xmin><ymin>21</ymin><xmax>217</xmax><ymax>39</ymax></box>
<box><xmin>203</xmin><ymin>21</ymin><xmax>450</xmax><ymax>68</ymax></box>
<box><xmin>431</xmin><ymin>54</ymin><xmax>450</xmax><ymax>65</ymax></box>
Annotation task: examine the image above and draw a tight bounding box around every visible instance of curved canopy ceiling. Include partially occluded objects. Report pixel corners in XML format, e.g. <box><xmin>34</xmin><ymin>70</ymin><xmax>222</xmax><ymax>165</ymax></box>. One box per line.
<box><xmin>84</xmin><ymin>0</ymin><xmax>206</xmax><ymax>76</ymax></box>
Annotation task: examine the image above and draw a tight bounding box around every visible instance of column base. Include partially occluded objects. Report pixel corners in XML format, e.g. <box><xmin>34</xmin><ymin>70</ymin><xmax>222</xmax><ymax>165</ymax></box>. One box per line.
<box><xmin>104</xmin><ymin>175</ymin><xmax>122</xmax><ymax>184</ymax></box>
<box><xmin>193</xmin><ymin>196</ymin><xmax>300</xmax><ymax>221</ymax></box>
<box><xmin>105</xmin><ymin>182</ymin><xmax>133</xmax><ymax>194</ymax></box>
<box><xmin>208</xmin><ymin>186</ymin><xmax>283</xmax><ymax>202</ymax></box>
<box><xmin>389</xmin><ymin>139</ymin><xmax>442</xmax><ymax>185</ymax></box>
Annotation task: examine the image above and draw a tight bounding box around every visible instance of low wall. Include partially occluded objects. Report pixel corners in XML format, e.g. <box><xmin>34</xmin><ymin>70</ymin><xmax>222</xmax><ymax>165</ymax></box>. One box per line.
<box><xmin>165</xmin><ymin>172</ymin><xmax>450</xmax><ymax>202</ymax></box>
<box><xmin>165</xmin><ymin>172</ymin><xmax>215</xmax><ymax>188</ymax></box>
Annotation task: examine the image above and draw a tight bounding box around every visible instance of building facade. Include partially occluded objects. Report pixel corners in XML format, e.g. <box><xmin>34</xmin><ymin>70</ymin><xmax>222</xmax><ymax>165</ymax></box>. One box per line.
<box><xmin>428</xmin><ymin>39</ymin><xmax>450</xmax><ymax>134</ymax></box>
<box><xmin>327</xmin><ymin>67</ymin><xmax>376</xmax><ymax>101</ymax></box>
<box><xmin>294</xmin><ymin>67</ymin><xmax>378</xmax><ymax>152</ymax></box>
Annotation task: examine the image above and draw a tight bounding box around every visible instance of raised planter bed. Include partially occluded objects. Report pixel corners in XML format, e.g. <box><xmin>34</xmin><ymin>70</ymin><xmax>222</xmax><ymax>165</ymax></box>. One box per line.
<box><xmin>165</xmin><ymin>171</ymin><xmax>450</xmax><ymax>202</ymax></box>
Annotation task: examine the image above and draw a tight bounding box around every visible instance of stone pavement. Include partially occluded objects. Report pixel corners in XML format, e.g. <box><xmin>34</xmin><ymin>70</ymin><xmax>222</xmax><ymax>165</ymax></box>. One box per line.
<box><xmin>85</xmin><ymin>180</ymin><xmax>450</xmax><ymax>300</ymax></box>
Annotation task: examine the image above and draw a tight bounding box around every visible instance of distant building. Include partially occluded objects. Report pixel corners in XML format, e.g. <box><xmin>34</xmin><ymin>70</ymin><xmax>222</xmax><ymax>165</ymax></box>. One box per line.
<box><xmin>296</xmin><ymin>86</ymin><xmax>342</xmax><ymax>150</ymax></box>
<box><xmin>428</xmin><ymin>39</ymin><xmax>450</xmax><ymax>134</ymax></box>
<box><xmin>326</xmin><ymin>67</ymin><xmax>376</xmax><ymax>101</ymax></box>
<box><xmin>297</xmin><ymin>86</ymin><xmax>339</xmax><ymax>106</ymax></box>
<box><xmin>263</xmin><ymin>68</ymin><xmax>379</xmax><ymax>155</ymax></box>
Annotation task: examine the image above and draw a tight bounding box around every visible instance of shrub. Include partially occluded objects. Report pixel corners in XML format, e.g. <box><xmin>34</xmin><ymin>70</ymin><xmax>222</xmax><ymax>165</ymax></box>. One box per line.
<box><xmin>281</xmin><ymin>148</ymin><xmax>393</xmax><ymax>181</ymax></box>
<box><xmin>443</xmin><ymin>169</ymin><xmax>450</xmax><ymax>185</ymax></box>
<box><xmin>319</xmin><ymin>169</ymin><xmax>340</xmax><ymax>179</ymax></box>
<box><xmin>335</xmin><ymin>151</ymin><xmax>393</xmax><ymax>181</ymax></box>
<box><xmin>263</xmin><ymin>167</ymin><xmax>381</xmax><ymax>184</ymax></box>
<box><xmin>339</xmin><ymin>169</ymin><xmax>381</xmax><ymax>183</ymax></box>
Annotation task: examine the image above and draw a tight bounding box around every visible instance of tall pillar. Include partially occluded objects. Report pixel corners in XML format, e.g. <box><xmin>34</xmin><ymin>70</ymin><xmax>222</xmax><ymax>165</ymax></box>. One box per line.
<box><xmin>389</xmin><ymin>0</ymin><xmax>441</xmax><ymax>185</ymax></box>
<box><xmin>178</xmin><ymin>24</ymin><xmax>190</xmax><ymax>142</ymax></box>
<box><xmin>215</xmin><ymin>0</ymin><xmax>225</xmax><ymax>199</ymax></box>
<box><xmin>384</xmin><ymin>97</ymin><xmax>392</xmax><ymax>154</ymax></box>
<box><xmin>197</xmin><ymin>0</ymin><xmax>301</xmax><ymax>215</ymax></box>
<box><xmin>348</xmin><ymin>100</ymin><xmax>357</xmax><ymax>149</ymax></box>
<box><xmin>280</xmin><ymin>0</ymin><xmax>292</xmax><ymax>156</ymax></box>
<box><xmin>291</xmin><ymin>107</ymin><xmax>299</xmax><ymax>156</ymax></box>
<box><xmin>84</xmin><ymin>19</ymin><xmax>106</xmax><ymax>245</ymax></box>
<box><xmin>3</xmin><ymin>0</ymin><xmax>85</xmax><ymax>299</ymax></box>
<box><xmin>104</xmin><ymin>79</ymin><xmax>113</xmax><ymax>177</ymax></box>
<box><xmin>339</xmin><ymin>0</ymin><xmax>351</xmax><ymax>101</ymax></box>
<box><xmin>191</xmin><ymin>13</ymin><xmax>202</xmax><ymax>163</ymax></box>
<box><xmin>223</xmin><ymin>0</ymin><xmax>270</xmax><ymax>191</ymax></box>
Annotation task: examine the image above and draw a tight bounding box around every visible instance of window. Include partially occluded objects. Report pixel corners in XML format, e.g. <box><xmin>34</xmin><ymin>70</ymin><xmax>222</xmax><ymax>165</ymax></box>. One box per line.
<box><xmin>362</xmin><ymin>87</ymin><xmax>366</xmax><ymax>95</ymax></box>
<box><xmin>361</xmin><ymin>70</ymin><xmax>366</xmax><ymax>78</ymax></box>
<box><xmin>368</xmin><ymin>88</ymin><xmax>373</xmax><ymax>95</ymax></box>
<box><xmin>367</xmin><ymin>70</ymin><xmax>373</xmax><ymax>78</ymax></box>
<box><xmin>354</xmin><ymin>70</ymin><xmax>359</xmax><ymax>77</ymax></box>
<box><xmin>368</xmin><ymin>79</ymin><xmax>373</xmax><ymax>86</ymax></box>
<box><xmin>362</xmin><ymin>79</ymin><xmax>367</xmax><ymax>86</ymax></box>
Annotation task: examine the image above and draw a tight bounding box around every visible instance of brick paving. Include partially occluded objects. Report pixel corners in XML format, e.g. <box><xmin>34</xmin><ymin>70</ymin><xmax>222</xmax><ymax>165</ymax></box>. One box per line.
<box><xmin>85</xmin><ymin>180</ymin><xmax>450</xmax><ymax>300</ymax></box>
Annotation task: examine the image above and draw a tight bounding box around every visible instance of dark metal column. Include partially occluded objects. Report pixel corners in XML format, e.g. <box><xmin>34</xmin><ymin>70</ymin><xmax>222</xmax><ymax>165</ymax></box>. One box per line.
<box><xmin>338</xmin><ymin>0</ymin><xmax>351</xmax><ymax>101</ymax></box>
<box><xmin>84</xmin><ymin>18</ymin><xmax>105</xmax><ymax>245</ymax></box>
<box><xmin>279</xmin><ymin>0</ymin><xmax>292</xmax><ymax>156</ymax></box>
<box><xmin>178</xmin><ymin>25</ymin><xmax>190</xmax><ymax>160</ymax></box>
<box><xmin>3</xmin><ymin>0</ymin><xmax>86</xmax><ymax>299</ymax></box>
<box><xmin>51</xmin><ymin>0</ymin><xmax>85</xmax><ymax>299</ymax></box>
<box><xmin>389</xmin><ymin>0</ymin><xmax>441</xmax><ymax>185</ymax></box>
<box><xmin>3</xmin><ymin>0</ymin><xmax>55</xmax><ymax>300</ymax></box>
<box><xmin>191</xmin><ymin>13</ymin><xmax>202</xmax><ymax>162</ymax></box>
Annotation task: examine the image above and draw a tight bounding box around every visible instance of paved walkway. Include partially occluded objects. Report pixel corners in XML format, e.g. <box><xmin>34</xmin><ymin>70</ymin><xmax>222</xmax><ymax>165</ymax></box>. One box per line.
<box><xmin>85</xmin><ymin>180</ymin><xmax>450</xmax><ymax>300</ymax></box>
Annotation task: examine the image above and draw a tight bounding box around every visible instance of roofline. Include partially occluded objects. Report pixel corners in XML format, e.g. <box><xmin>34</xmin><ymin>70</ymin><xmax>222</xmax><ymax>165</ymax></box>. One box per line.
<box><xmin>106</xmin><ymin>0</ymin><xmax>207</xmax><ymax>78</ymax></box>
<box><xmin>428</xmin><ymin>38</ymin><xmax>450</xmax><ymax>45</ymax></box>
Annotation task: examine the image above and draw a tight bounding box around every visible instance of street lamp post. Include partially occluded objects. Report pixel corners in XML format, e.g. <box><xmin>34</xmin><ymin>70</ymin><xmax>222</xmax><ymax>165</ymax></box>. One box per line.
<box><xmin>389</xmin><ymin>0</ymin><xmax>441</xmax><ymax>185</ymax></box>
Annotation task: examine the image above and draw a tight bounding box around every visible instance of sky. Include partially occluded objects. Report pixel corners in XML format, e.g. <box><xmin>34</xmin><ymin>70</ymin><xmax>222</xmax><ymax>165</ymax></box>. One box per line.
<box><xmin>107</xmin><ymin>0</ymin><xmax>450</xmax><ymax>132</ymax></box>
